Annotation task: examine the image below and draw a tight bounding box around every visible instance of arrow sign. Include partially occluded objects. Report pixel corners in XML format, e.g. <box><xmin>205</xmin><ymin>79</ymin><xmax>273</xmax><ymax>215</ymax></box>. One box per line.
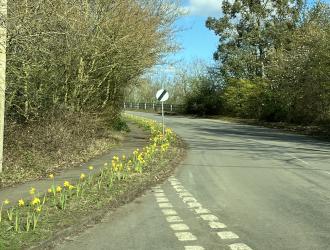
<box><xmin>156</xmin><ymin>89</ymin><xmax>169</xmax><ymax>102</ymax></box>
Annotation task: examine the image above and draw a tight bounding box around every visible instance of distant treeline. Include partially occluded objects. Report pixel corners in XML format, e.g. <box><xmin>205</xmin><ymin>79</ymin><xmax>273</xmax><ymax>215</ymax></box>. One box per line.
<box><xmin>5</xmin><ymin>0</ymin><xmax>179</xmax><ymax>122</ymax></box>
<box><xmin>129</xmin><ymin>1</ymin><xmax>330</xmax><ymax>125</ymax></box>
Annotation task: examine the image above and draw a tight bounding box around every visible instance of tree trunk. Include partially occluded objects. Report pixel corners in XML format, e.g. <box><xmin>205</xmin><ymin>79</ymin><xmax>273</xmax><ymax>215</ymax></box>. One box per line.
<box><xmin>0</xmin><ymin>0</ymin><xmax>6</xmax><ymax>173</ymax></box>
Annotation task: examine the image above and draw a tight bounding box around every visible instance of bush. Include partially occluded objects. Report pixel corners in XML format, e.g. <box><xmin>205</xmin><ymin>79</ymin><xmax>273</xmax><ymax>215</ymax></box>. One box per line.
<box><xmin>183</xmin><ymin>76</ymin><xmax>223</xmax><ymax>116</ymax></box>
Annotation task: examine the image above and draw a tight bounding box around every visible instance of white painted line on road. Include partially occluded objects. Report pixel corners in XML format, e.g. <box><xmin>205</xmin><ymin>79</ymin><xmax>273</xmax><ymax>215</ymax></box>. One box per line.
<box><xmin>156</xmin><ymin>197</ymin><xmax>169</xmax><ymax>203</ymax></box>
<box><xmin>209</xmin><ymin>221</ymin><xmax>227</xmax><ymax>229</ymax></box>
<box><xmin>183</xmin><ymin>197</ymin><xmax>197</xmax><ymax>203</ymax></box>
<box><xmin>200</xmin><ymin>214</ymin><xmax>219</xmax><ymax>222</ymax></box>
<box><xmin>187</xmin><ymin>202</ymin><xmax>202</xmax><ymax>208</ymax></box>
<box><xmin>170</xmin><ymin>223</ymin><xmax>190</xmax><ymax>231</ymax></box>
<box><xmin>175</xmin><ymin>188</ymin><xmax>185</xmax><ymax>193</ymax></box>
<box><xmin>154</xmin><ymin>193</ymin><xmax>166</xmax><ymax>197</ymax></box>
<box><xmin>166</xmin><ymin>216</ymin><xmax>183</xmax><ymax>223</ymax></box>
<box><xmin>175</xmin><ymin>232</ymin><xmax>197</xmax><ymax>241</ymax></box>
<box><xmin>217</xmin><ymin>231</ymin><xmax>239</xmax><ymax>240</ymax></box>
<box><xmin>286</xmin><ymin>153</ymin><xmax>309</xmax><ymax>165</ymax></box>
<box><xmin>229</xmin><ymin>243</ymin><xmax>253</xmax><ymax>250</ymax></box>
<box><xmin>153</xmin><ymin>189</ymin><xmax>164</xmax><ymax>193</ymax></box>
<box><xmin>185</xmin><ymin>246</ymin><xmax>205</xmax><ymax>250</ymax></box>
<box><xmin>178</xmin><ymin>192</ymin><xmax>193</xmax><ymax>197</ymax></box>
<box><xmin>194</xmin><ymin>208</ymin><xmax>210</xmax><ymax>214</ymax></box>
<box><xmin>162</xmin><ymin>209</ymin><xmax>177</xmax><ymax>216</ymax></box>
<box><xmin>158</xmin><ymin>203</ymin><xmax>173</xmax><ymax>208</ymax></box>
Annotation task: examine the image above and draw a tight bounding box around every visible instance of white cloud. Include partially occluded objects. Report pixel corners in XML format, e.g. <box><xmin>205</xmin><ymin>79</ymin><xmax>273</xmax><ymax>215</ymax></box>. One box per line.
<box><xmin>182</xmin><ymin>0</ymin><xmax>223</xmax><ymax>17</ymax></box>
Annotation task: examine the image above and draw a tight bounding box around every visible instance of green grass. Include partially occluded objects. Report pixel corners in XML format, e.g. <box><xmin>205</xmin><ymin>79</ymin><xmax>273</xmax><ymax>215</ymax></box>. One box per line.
<box><xmin>0</xmin><ymin>116</ymin><xmax>184</xmax><ymax>249</ymax></box>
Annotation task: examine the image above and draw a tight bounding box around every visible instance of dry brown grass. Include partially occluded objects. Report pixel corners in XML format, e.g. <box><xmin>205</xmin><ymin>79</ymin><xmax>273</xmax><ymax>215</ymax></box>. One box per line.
<box><xmin>0</xmin><ymin>112</ymin><xmax>124</xmax><ymax>188</ymax></box>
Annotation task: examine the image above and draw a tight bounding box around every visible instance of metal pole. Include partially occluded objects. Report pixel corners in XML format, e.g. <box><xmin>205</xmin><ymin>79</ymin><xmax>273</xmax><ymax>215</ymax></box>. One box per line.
<box><xmin>162</xmin><ymin>101</ymin><xmax>165</xmax><ymax>136</ymax></box>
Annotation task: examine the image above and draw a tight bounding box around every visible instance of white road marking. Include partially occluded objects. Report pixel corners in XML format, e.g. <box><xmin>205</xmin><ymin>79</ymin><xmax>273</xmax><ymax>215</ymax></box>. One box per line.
<box><xmin>158</xmin><ymin>203</ymin><xmax>173</xmax><ymax>208</ymax></box>
<box><xmin>153</xmin><ymin>189</ymin><xmax>164</xmax><ymax>193</ymax></box>
<box><xmin>200</xmin><ymin>214</ymin><xmax>219</xmax><ymax>221</ymax></box>
<box><xmin>178</xmin><ymin>192</ymin><xmax>192</xmax><ymax>197</ymax></box>
<box><xmin>175</xmin><ymin>232</ymin><xmax>197</xmax><ymax>241</ymax></box>
<box><xmin>229</xmin><ymin>243</ymin><xmax>253</xmax><ymax>250</ymax></box>
<box><xmin>217</xmin><ymin>231</ymin><xmax>239</xmax><ymax>240</ymax></box>
<box><xmin>170</xmin><ymin>223</ymin><xmax>190</xmax><ymax>231</ymax></box>
<box><xmin>183</xmin><ymin>197</ymin><xmax>197</xmax><ymax>203</ymax></box>
<box><xmin>187</xmin><ymin>202</ymin><xmax>202</xmax><ymax>208</ymax></box>
<box><xmin>195</xmin><ymin>208</ymin><xmax>210</xmax><ymax>214</ymax></box>
<box><xmin>175</xmin><ymin>188</ymin><xmax>185</xmax><ymax>192</ymax></box>
<box><xmin>156</xmin><ymin>197</ymin><xmax>169</xmax><ymax>203</ymax></box>
<box><xmin>286</xmin><ymin>153</ymin><xmax>309</xmax><ymax>165</ymax></box>
<box><xmin>185</xmin><ymin>246</ymin><xmax>205</xmax><ymax>250</ymax></box>
<box><xmin>166</xmin><ymin>216</ymin><xmax>183</xmax><ymax>223</ymax></box>
<box><xmin>154</xmin><ymin>193</ymin><xmax>166</xmax><ymax>197</ymax></box>
<box><xmin>162</xmin><ymin>209</ymin><xmax>177</xmax><ymax>216</ymax></box>
<box><xmin>209</xmin><ymin>221</ymin><xmax>227</xmax><ymax>229</ymax></box>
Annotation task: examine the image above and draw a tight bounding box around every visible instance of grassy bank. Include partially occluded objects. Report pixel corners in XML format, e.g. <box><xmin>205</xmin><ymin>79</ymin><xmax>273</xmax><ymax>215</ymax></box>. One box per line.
<box><xmin>0</xmin><ymin>115</ymin><xmax>185</xmax><ymax>249</ymax></box>
<box><xmin>0</xmin><ymin>112</ymin><xmax>124</xmax><ymax>189</ymax></box>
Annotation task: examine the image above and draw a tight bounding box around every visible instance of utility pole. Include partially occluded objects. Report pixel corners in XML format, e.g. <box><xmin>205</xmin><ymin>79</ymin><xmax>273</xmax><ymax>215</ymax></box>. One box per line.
<box><xmin>0</xmin><ymin>0</ymin><xmax>7</xmax><ymax>173</ymax></box>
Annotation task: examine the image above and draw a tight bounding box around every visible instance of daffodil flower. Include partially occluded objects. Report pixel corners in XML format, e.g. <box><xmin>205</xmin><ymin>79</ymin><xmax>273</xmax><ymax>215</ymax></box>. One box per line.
<box><xmin>29</xmin><ymin>187</ymin><xmax>36</xmax><ymax>195</ymax></box>
<box><xmin>64</xmin><ymin>181</ymin><xmax>70</xmax><ymax>188</ymax></box>
<box><xmin>18</xmin><ymin>199</ymin><xmax>25</xmax><ymax>207</ymax></box>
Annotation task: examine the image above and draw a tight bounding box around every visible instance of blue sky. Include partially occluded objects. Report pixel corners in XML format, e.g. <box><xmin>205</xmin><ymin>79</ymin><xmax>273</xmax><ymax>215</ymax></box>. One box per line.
<box><xmin>171</xmin><ymin>0</ymin><xmax>330</xmax><ymax>67</ymax></box>
<box><xmin>173</xmin><ymin>0</ymin><xmax>221</xmax><ymax>64</ymax></box>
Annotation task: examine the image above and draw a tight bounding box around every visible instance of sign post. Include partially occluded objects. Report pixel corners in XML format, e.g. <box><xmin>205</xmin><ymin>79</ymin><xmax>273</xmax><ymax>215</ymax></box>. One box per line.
<box><xmin>156</xmin><ymin>89</ymin><xmax>169</xmax><ymax>136</ymax></box>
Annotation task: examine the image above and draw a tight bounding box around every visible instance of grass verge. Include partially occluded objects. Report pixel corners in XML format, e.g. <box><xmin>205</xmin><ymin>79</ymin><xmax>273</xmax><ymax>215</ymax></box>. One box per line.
<box><xmin>0</xmin><ymin>115</ymin><xmax>185</xmax><ymax>249</ymax></box>
<box><xmin>0</xmin><ymin>112</ymin><xmax>124</xmax><ymax>189</ymax></box>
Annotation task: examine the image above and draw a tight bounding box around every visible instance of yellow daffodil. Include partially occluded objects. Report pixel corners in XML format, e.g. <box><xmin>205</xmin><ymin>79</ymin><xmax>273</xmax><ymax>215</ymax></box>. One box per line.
<box><xmin>49</xmin><ymin>174</ymin><xmax>54</xmax><ymax>179</ymax></box>
<box><xmin>36</xmin><ymin>206</ymin><xmax>42</xmax><ymax>213</ymax></box>
<box><xmin>88</xmin><ymin>166</ymin><xmax>94</xmax><ymax>171</ymax></box>
<box><xmin>80</xmin><ymin>173</ymin><xmax>86</xmax><ymax>180</ymax></box>
<box><xmin>18</xmin><ymin>199</ymin><xmax>25</xmax><ymax>207</ymax></box>
<box><xmin>69</xmin><ymin>185</ymin><xmax>75</xmax><ymax>190</ymax></box>
<box><xmin>29</xmin><ymin>187</ymin><xmax>36</xmax><ymax>195</ymax></box>
<box><xmin>64</xmin><ymin>181</ymin><xmax>70</xmax><ymax>188</ymax></box>
<box><xmin>31</xmin><ymin>197</ymin><xmax>41</xmax><ymax>206</ymax></box>
<box><xmin>4</xmin><ymin>199</ymin><xmax>10</xmax><ymax>205</ymax></box>
<box><xmin>47</xmin><ymin>188</ymin><xmax>52</xmax><ymax>193</ymax></box>
<box><xmin>56</xmin><ymin>186</ymin><xmax>62</xmax><ymax>192</ymax></box>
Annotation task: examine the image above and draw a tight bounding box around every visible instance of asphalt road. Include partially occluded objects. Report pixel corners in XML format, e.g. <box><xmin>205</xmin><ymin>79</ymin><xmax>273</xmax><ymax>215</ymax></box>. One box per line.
<box><xmin>55</xmin><ymin>112</ymin><xmax>330</xmax><ymax>250</ymax></box>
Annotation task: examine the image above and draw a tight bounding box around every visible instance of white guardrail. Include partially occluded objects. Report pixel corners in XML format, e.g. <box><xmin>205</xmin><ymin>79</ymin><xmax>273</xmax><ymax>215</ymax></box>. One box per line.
<box><xmin>123</xmin><ymin>102</ymin><xmax>184</xmax><ymax>113</ymax></box>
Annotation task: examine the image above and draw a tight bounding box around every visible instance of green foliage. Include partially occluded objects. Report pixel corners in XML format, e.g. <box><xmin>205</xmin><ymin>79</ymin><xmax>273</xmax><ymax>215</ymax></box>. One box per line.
<box><xmin>268</xmin><ymin>2</ymin><xmax>330</xmax><ymax>124</ymax></box>
<box><xmin>206</xmin><ymin>0</ymin><xmax>304</xmax><ymax>80</ymax></box>
<box><xmin>205</xmin><ymin>1</ymin><xmax>330</xmax><ymax>125</ymax></box>
<box><xmin>184</xmin><ymin>75</ymin><xmax>223</xmax><ymax>116</ymax></box>
<box><xmin>5</xmin><ymin>0</ymin><xmax>179</xmax><ymax>122</ymax></box>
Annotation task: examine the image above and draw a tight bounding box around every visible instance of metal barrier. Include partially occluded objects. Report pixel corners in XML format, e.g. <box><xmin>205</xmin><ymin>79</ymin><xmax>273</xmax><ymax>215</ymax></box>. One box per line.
<box><xmin>123</xmin><ymin>102</ymin><xmax>184</xmax><ymax>113</ymax></box>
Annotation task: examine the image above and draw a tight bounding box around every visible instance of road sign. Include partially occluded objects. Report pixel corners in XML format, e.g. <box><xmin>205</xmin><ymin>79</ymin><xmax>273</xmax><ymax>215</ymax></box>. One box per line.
<box><xmin>156</xmin><ymin>89</ymin><xmax>169</xmax><ymax>136</ymax></box>
<box><xmin>156</xmin><ymin>89</ymin><xmax>169</xmax><ymax>102</ymax></box>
